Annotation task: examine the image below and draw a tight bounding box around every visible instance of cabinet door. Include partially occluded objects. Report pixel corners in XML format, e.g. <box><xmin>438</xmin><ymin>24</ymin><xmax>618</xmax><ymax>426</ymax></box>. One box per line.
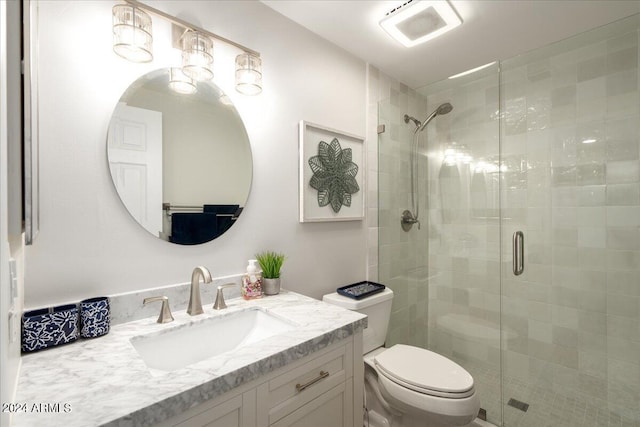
<box><xmin>158</xmin><ymin>389</ymin><xmax>256</xmax><ymax>427</ymax></box>
<box><xmin>174</xmin><ymin>394</ymin><xmax>242</xmax><ymax>427</ymax></box>
<box><xmin>270</xmin><ymin>379</ymin><xmax>353</xmax><ymax>427</ymax></box>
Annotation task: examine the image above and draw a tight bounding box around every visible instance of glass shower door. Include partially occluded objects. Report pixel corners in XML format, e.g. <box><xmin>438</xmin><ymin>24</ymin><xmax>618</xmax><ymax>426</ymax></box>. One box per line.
<box><xmin>421</xmin><ymin>67</ymin><xmax>503</xmax><ymax>426</ymax></box>
<box><xmin>378</xmin><ymin>64</ymin><xmax>504</xmax><ymax>426</ymax></box>
<box><xmin>377</xmin><ymin>88</ymin><xmax>431</xmax><ymax>351</ymax></box>
<box><xmin>500</xmin><ymin>15</ymin><xmax>640</xmax><ymax>427</ymax></box>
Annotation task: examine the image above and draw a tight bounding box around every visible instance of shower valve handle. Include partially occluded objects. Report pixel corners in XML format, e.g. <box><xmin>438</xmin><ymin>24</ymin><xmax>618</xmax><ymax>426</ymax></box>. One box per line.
<box><xmin>401</xmin><ymin>210</ymin><xmax>420</xmax><ymax>231</ymax></box>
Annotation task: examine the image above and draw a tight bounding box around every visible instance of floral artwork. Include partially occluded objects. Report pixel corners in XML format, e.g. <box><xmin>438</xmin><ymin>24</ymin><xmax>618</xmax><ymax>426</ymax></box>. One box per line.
<box><xmin>308</xmin><ymin>138</ymin><xmax>360</xmax><ymax>213</ymax></box>
<box><xmin>299</xmin><ymin>121</ymin><xmax>364</xmax><ymax>222</ymax></box>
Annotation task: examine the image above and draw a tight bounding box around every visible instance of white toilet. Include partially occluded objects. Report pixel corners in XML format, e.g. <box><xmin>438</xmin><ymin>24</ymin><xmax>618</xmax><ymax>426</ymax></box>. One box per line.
<box><xmin>323</xmin><ymin>288</ymin><xmax>480</xmax><ymax>427</ymax></box>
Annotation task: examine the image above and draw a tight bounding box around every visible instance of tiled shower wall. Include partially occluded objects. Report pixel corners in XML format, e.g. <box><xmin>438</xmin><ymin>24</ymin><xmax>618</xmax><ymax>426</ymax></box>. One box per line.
<box><xmin>499</xmin><ymin>21</ymin><xmax>640</xmax><ymax>425</ymax></box>
<box><xmin>367</xmin><ymin>64</ymin><xmax>430</xmax><ymax>348</ymax></box>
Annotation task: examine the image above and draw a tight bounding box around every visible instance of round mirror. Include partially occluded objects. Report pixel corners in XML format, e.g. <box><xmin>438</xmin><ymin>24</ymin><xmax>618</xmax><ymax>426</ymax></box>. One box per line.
<box><xmin>107</xmin><ymin>68</ymin><xmax>252</xmax><ymax>245</ymax></box>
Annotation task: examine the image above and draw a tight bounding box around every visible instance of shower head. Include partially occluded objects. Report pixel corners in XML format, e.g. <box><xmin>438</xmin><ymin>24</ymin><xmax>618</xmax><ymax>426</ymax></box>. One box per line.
<box><xmin>437</xmin><ymin>102</ymin><xmax>453</xmax><ymax>115</ymax></box>
<box><xmin>416</xmin><ymin>102</ymin><xmax>453</xmax><ymax>132</ymax></box>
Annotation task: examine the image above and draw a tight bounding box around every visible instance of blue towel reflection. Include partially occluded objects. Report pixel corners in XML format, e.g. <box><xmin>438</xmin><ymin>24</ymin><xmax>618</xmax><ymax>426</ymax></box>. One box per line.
<box><xmin>169</xmin><ymin>213</ymin><xmax>217</xmax><ymax>245</ymax></box>
<box><xmin>203</xmin><ymin>204</ymin><xmax>239</xmax><ymax>215</ymax></box>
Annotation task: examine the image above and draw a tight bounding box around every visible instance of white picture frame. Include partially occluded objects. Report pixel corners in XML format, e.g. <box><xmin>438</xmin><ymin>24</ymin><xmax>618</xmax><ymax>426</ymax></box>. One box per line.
<box><xmin>299</xmin><ymin>121</ymin><xmax>365</xmax><ymax>222</ymax></box>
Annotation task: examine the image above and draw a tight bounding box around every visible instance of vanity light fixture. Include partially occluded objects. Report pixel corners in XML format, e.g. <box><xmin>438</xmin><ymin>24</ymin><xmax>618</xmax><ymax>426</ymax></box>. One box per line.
<box><xmin>112</xmin><ymin>4</ymin><xmax>153</xmax><ymax>62</ymax></box>
<box><xmin>380</xmin><ymin>0</ymin><xmax>462</xmax><ymax>48</ymax></box>
<box><xmin>112</xmin><ymin>0</ymin><xmax>262</xmax><ymax>95</ymax></box>
<box><xmin>181</xmin><ymin>30</ymin><xmax>214</xmax><ymax>81</ymax></box>
<box><xmin>235</xmin><ymin>53</ymin><xmax>262</xmax><ymax>95</ymax></box>
<box><xmin>168</xmin><ymin>68</ymin><xmax>197</xmax><ymax>95</ymax></box>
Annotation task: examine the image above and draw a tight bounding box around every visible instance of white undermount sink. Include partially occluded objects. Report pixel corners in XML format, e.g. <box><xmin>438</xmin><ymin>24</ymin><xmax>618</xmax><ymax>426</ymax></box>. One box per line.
<box><xmin>130</xmin><ymin>308</ymin><xmax>297</xmax><ymax>372</ymax></box>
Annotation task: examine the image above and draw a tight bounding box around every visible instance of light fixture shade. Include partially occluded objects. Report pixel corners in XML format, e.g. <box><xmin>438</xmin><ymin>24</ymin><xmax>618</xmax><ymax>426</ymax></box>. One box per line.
<box><xmin>380</xmin><ymin>0</ymin><xmax>462</xmax><ymax>48</ymax></box>
<box><xmin>112</xmin><ymin>4</ymin><xmax>153</xmax><ymax>63</ymax></box>
<box><xmin>168</xmin><ymin>68</ymin><xmax>197</xmax><ymax>95</ymax></box>
<box><xmin>181</xmin><ymin>31</ymin><xmax>213</xmax><ymax>81</ymax></box>
<box><xmin>235</xmin><ymin>53</ymin><xmax>262</xmax><ymax>95</ymax></box>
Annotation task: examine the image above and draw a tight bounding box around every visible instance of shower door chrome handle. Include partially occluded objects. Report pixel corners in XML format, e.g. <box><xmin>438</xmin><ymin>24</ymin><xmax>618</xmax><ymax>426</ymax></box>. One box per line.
<box><xmin>513</xmin><ymin>231</ymin><xmax>524</xmax><ymax>276</ymax></box>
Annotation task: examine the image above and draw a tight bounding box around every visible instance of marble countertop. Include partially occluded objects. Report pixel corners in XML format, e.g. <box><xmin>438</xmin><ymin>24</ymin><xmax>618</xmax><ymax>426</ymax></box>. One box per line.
<box><xmin>12</xmin><ymin>291</ymin><xmax>367</xmax><ymax>427</ymax></box>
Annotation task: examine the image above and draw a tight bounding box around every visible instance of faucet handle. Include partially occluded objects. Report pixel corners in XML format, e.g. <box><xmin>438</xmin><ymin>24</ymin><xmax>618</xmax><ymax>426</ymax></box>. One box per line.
<box><xmin>143</xmin><ymin>296</ymin><xmax>175</xmax><ymax>323</ymax></box>
<box><xmin>213</xmin><ymin>283</ymin><xmax>237</xmax><ymax>310</ymax></box>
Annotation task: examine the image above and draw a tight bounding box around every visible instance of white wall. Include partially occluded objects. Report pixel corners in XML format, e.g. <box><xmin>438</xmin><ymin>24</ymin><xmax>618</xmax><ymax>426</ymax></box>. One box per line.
<box><xmin>127</xmin><ymin>86</ymin><xmax>252</xmax><ymax>205</ymax></box>
<box><xmin>24</xmin><ymin>1</ymin><xmax>367</xmax><ymax>307</ymax></box>
<box><xmin>1</xmin><ymin>1</ymin><xmax>25</xmax><ymax>423</ymax></box>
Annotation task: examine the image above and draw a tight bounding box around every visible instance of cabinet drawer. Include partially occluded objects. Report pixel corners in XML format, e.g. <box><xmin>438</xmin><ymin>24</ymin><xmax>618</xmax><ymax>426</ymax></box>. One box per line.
<box><xmin>266</xmin><ymin>343</ymin><xmax>352</xmax><ymax>423</ymax></box>
<box><xmin>270</xmin><ymin>379</ymin><xmax>353</xmax><ymax>427</ymax></box>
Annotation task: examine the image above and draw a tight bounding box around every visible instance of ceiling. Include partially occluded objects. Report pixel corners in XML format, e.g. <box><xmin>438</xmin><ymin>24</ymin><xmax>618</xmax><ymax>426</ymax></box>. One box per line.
<box><xmin>261</xmin><ymin>0</ymin><xmax>640</xmax><ymax>89</ymax></box>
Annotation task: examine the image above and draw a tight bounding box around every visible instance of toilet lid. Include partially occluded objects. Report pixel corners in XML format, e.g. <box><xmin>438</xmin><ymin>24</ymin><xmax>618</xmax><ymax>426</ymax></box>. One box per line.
<box><xmin>374</xmin><ymin>345</ymin><xmax>474</xmax><ymax>397</ymax></box>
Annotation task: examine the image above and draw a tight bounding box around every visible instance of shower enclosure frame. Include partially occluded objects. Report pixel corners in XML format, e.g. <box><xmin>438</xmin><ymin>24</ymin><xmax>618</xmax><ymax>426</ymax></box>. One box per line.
<box><xmin>377</xmin><ymin>13</ymin><xmax>640</xmax><ymax>427</ymax></box>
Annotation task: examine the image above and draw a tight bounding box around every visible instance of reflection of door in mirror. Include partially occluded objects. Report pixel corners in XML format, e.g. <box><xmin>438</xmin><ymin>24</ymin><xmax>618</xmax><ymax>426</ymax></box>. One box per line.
<box><xmin>107</xmin><ymin>103</ymin><xmax>163</xmax><ymax>237</ymax></box>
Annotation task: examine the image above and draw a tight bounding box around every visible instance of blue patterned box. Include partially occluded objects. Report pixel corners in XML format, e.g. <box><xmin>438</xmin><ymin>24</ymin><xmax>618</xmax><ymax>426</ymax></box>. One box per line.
<box><xmin>80</xmin><ymin>297</ymin><xmax>110</xmax><ymax>338</ymax></box>
<box><xmin>22</xmin><ymin>304</ymin><xmax>79</xmax><ymax>353</ymax></box>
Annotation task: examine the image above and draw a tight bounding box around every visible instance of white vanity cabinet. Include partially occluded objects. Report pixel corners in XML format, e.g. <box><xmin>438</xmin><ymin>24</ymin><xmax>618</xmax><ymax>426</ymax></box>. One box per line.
<box><xmin>155</xmin><ymin>332</ymin><xmax>363</xmax><ymax>427</ymax></box>
<box><xmin>267</xmin><ymin>381</ymin><xmax>352</xmax><ymax>427</ymax></box>
<box><xmin>168</xmin><ymin>392</ymin><xmax>255</xmax><ymax>427</ymax></box>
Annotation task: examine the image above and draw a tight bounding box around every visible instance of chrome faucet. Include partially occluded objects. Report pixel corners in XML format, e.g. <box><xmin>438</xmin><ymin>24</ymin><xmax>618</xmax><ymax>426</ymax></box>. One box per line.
<box><xmin>187</xmin><ymin>266</ymin><xmax>212</xmax><ymax>315</ymax></box>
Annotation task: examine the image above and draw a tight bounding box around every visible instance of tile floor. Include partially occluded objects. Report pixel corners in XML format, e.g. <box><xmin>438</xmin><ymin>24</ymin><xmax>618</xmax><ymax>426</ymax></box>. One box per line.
<box><xmin>465</xmin><ymin>361</ymin><xmax>640</xmax><ymax>427</ymax></box>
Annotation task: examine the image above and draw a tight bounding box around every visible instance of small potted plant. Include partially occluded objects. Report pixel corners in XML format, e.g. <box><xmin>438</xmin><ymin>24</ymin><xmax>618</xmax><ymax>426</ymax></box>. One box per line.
<box><xmin>255</xmin><ymin>251</ymin><xmax>285</xmax><ymax>295</ymax></box>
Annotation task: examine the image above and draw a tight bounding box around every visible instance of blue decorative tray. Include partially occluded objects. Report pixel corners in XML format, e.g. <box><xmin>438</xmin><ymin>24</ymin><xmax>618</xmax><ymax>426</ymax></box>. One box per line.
<box><xmin>337</xmin><ymin>281</ymin><xmax>386</xmax><ymax>300</ymax></box>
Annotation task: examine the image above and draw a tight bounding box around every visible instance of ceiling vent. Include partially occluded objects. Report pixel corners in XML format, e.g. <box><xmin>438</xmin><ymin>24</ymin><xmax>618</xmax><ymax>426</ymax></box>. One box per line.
<box><xmin>380</xmin><ymin>0</ymin><xmax>462</xmax><ymax>47</ymax></box>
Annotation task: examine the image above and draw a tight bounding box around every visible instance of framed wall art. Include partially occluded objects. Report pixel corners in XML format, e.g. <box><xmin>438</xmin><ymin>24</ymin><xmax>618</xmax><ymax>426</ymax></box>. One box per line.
<box><xmin>299</xmin><ymin>121</ymin><xmax>365</xmax><ymax>222</ymax></box>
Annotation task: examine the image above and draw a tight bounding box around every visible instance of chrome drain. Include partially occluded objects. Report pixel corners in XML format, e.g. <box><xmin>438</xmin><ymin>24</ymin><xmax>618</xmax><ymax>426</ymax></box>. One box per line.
<box><xmin>507</xmin><ymin>398</ymin><xmax>530</xmax><ymax>412</ymax></box>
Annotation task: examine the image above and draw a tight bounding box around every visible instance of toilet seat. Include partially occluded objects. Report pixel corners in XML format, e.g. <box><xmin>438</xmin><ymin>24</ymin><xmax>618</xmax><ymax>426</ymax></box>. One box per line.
<box><xmin>375</xmin><ymin>368</ymin><xmax>480</xmax><ymax>423</ymax></box>
<box><xmin>374</xmin><ymin>345</ymin><xmax>475</xmax><ymax>399</ymax></box>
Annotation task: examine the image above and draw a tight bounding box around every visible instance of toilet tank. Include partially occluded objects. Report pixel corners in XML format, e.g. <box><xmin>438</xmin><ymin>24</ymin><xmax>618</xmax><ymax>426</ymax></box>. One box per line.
<box><xmin>322</xmin><ymin>288</ymin><xmax>393</xmax><ymax>354</ymax></box>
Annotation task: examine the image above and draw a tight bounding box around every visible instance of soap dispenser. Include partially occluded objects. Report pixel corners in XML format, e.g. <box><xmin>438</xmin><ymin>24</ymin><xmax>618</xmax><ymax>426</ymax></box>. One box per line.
<box><xmin>241</xmin><ymin>259</ymin><xmax>263</xmax><ymax>300</ymax></box>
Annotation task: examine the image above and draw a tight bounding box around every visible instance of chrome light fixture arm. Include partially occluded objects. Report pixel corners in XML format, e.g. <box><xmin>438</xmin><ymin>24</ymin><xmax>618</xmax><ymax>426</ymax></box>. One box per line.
<box><xmin>122</xmin><ymin>0</ymin><xmax>260</xmax><ymax>57</ymax></box>
<box><xmin>114</xmin><ymin>0</ymin><xmax>263</xmax><ymax>95</ymax></box>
